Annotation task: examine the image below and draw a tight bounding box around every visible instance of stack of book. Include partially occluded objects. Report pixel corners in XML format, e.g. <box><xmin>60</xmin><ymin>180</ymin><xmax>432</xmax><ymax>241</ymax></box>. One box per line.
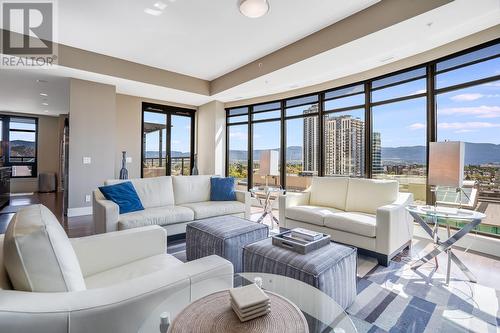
<box><xmin>282</xmin><ymin>228</ymin><xmax>323</xmax><ymax>243</ymax></box>
<box><xmin>229</xmin><ymin>284</ymin><xmax>270</xmax><ymax>322</ymax></box>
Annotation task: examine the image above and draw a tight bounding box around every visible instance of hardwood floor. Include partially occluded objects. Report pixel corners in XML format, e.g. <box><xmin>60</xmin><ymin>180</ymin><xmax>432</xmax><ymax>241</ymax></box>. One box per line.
<box><xmin>1</xmin><ymin>192</ymin><xmax>499</xmax><ymax>290</ymax></box>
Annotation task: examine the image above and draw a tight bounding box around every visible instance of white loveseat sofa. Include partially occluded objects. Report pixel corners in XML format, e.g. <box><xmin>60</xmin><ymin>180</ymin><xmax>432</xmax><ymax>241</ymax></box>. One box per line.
<box><xmin>0</xmin><ymin>205</ymin><xmax>233</xmax><ymax>333</ymax></box>
<box><xmin>279</xmin><ymin>177</ymin><xmax>413</xmax><ymax>266</ymax></box>
<box><xmin>94</xmin><ymin>175</ymin><xmax>251</xmax><ymax>235</ymax></box>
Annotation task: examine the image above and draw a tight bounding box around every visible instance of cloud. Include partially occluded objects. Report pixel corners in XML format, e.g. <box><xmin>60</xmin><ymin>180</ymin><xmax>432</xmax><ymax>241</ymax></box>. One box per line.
<box><xmin>450</xmin><ymin>93</ymin><xmax>483</xmax><ymax>101</ymax></box>
<box><xmin>453</xmin><ymin>129</ymin><xmax>475</xmax><ymax>133</ymax></box>
<box><xmin>438</xmin><ymin>122</ymin><xmax>500</xmax><ymax>130</ymax></box>
<box><xmin>229</xmin><ymin>131</ymin><xmax>247</xmax><ymax>140</ymax></box>
<box><xmin>413</xmin><ymin>89</ymin><xmax>426</xmax><ymax>94</ymax></box>
<box><xmin>482</xmin><ymin>82</ymin><xmax>500</xmax><ymax>87</ymax></box>
<box><xmin>408</xmin><ymin>123</ymin><xmax>425</xmax><ymax>130</ymax></box>
<box><xmin>438</xmin><ymin>105</ymin><xmax>500</xmax><ymax>118</ymax></box>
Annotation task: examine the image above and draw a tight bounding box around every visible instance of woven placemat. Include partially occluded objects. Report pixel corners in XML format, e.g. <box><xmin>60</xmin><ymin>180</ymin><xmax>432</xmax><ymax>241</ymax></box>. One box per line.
<box><xmin>168</xmin><ymin>290</ymin><xmax>309</xmax><ymax>333</ymax></box>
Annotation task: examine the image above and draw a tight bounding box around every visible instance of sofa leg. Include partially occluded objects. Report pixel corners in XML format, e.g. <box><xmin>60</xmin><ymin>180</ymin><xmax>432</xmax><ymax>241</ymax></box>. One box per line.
<box><xmin>376</xmin><ymin>254</ymin><xmax>389</xmax><ymax>267</ymax></box>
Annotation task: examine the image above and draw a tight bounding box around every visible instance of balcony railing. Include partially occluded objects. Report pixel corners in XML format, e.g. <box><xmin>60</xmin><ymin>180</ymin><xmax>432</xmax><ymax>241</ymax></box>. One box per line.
<box><xmin>143</xmin><ymin>157</ymin><xmax>191</xmax><ymax>176</ymax></box>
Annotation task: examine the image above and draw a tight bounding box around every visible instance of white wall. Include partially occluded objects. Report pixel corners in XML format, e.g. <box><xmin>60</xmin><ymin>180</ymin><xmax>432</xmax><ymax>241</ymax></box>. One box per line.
<box><xmin>196</xmin><ymin>100</ymin><xmax>225</xmax><ymax>176</ymax></box>
<box><xmin>68</xmin><ymin>79</ymin><xmax>116</xmax><ymax>215</ymax></box>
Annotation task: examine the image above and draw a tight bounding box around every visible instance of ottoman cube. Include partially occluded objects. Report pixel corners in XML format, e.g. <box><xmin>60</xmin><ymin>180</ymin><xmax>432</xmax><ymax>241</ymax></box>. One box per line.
<box><xmin>243</xmin><ymin>238</ymin><xmax>357</xmax><ymax>309</ymax></box>
<box><xmin>186</xmin><ymin>216</ymin><xmax>268</xmax><ymax>273</ymax></box>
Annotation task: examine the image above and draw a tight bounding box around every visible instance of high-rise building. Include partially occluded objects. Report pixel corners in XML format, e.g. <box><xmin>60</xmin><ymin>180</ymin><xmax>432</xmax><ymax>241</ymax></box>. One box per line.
<box><xmin>372</xmin><ymin>132</ymin><xmax>383</xmax><ymax>174</ymax></box>
<box><xmin>302</xmin><ymin>105</ymin><xmax>319</xmax><ymax>172</ymax></box>
<box><xmin>323</xmin><ymin>115</ymin><xmax>365</xmax><ymax>176</ymax></box>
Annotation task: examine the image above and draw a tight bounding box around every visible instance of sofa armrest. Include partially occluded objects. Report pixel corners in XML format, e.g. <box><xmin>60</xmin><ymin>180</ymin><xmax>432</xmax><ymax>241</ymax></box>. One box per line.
<box><xmin>70</xmin><ymin>226</ymin><xmax>167</xmax><ymax>277</ymax></box>
<box><xmin>278</xmin><ymin>192</ymin><xmax>310</xmax><ymax>228</ymax></box>
<box><xmin>176</xmin><ymin>255</ymin><xmax>234</xmax><ymax>301</ymax></box>
<box><xmin>93</xmin><ymin>189</ymin><xmax>119</xmax><ymax>234</ymax></box>
<box><xmin>375</xmin><ymin>192</ymin><xmax>414</xmax><ymax>255</ymax></box>
<box><xmin>235</xmin><ymin>190</ymin><xmax>251</xmax><ymax>219</ymax></box>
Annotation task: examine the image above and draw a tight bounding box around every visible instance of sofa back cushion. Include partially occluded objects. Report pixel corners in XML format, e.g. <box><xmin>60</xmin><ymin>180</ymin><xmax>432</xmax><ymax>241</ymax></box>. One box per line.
<box><xmin>3</xmin><ymin>205</ymin><xmax>86</xmax><ymax>292</ymax></box>
<box><xmin>346</xmin><ymin>178</ymin><xmax>399</xmax><ymax>214</ymax></box>
<box><xmin>173</xmin><ymin>175</ymin><xmax>211</xmax><ymax>205</ymax></box>
<box><xmin>105</xmin><ymin>176</ymin><xmax>174</xmax><ymax>208</ymax></box>
<box><xmin>0</xmin><ymin>235</ymin><xmax>12</xmax><ymax>290</ymax></box>
<box><xmin>309</xmin><ymin>177</ymin><xmax>349</xmax><ymax>210</ymax></box>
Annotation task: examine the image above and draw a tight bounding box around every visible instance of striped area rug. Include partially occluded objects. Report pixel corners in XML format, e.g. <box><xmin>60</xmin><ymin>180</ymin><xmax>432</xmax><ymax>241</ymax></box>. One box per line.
<box><xmin>349</xmin><ymin>261</ymin><xmax>499</xmax><ymax>333</ymax></box>
<box><xmin>166</xmin><ymin>242</ymin><xmax>499</xmax><ymax>333</ymax></box>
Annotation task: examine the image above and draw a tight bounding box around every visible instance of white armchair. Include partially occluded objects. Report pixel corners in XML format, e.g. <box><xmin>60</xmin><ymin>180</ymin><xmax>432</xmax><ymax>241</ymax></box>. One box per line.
<box><xmin>279</xmin><ymin>177</ymin><xmax>414</xmax><ymax>266</ymax></box>
<box><xmin>0</xmin><ymin>205</ymin><xmax>233</xmax><ymax>333</ymax></box>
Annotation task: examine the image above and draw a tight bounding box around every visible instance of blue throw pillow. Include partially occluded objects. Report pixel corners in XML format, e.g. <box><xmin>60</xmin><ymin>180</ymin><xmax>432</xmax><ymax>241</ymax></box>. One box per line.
<box><xmin>210</xmin><ymin>177</ymin><xmax>236</xmax><ymax>201</ymax></box>
<box><xmin>98</xmin><ymin>181</ymin><xmax>144</xmax><ymax>214</ymax></box>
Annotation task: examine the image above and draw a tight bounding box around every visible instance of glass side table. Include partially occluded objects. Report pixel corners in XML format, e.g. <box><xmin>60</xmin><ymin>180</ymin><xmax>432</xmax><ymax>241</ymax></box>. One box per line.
<box><xmin>250</xmin><ymin>186</ymin><xmax>284</xmax><ymax>231</ymax></box>
<box><xmin>406</xmin><ymin>205</ymin><xmax>486</xmax><ymax>285</ymax></box>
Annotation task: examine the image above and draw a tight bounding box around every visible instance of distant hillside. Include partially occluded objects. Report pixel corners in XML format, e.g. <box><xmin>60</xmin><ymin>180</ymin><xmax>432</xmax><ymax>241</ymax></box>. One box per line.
<box><xmin>229</xmin><ymin>143</ymin><xmax>500</xmax><ymax>165</ymax></box>
<box><xmin>145</xmin><ymin>151</ymin><xmax>190</xmax><ymax>158</ymax></box>
<box><xmin>10</xmin><ymin>140</ymin><xmax>35</xmax><ymax>157</ymax></box>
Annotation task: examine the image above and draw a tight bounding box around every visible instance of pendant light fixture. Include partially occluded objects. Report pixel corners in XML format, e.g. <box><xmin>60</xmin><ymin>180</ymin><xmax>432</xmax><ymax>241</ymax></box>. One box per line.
<box><xmin>239</xmin><ymin>0</ymin><xmax>270</xmax><ymax>18</ymax></box>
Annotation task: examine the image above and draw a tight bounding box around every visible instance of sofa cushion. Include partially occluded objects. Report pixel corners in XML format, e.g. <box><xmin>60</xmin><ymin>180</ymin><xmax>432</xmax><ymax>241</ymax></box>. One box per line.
<box><xmin>3</xmin><ymin>205</ymin><xmax>86</xmax><ymax>292</ymax></box>
<box><xmin>180</xmin><ymin>201</ymin><xmax>245</xmax><ymax>220</ymax></box>
<box><xmin>173</xmin><ymin>175</ymin><xmax>211</xmax><ymax>205</ymax></box>
<box><xmin>324</xmin><ymin>212</ymin><xmax>376</xmax><ymax>237</ymax></box>
<box><xmin>106</xmin><ymin>176</ymin><xmax>175</xmax><ymax>209</ymax></box>
<box><xmin>285</xmin><ymin>205</ymin><xmax>341</xmax><ymax>226</ymax></box>
<box><xmin>210</xmin><ymin>177</ymin><xmax>236</xmax><ymax>201</ymax></box>
<box><xmin>0</xmin><ymin>235</ymin><xmax>12</xmax><ymax>290</ymax></box>
<box><xmin>84</xmin><ymin>254</ymin><xmax>183</xmax><ymax>289</ymax></box>
<box><xmin>346</xmin><ymin>178</ymin><xmax>398</xmax><ymax>215</ymax></box>
<box><xmin>118</xmin><ymin>206</ymin><xmax>194</xmax><ymax>230</ymax></box>
<box><xmin>309</xmin><ymin>177</ymin><xmax>349</xmax><ymax>210</ymax></box>
<box><xmin>98</xmin><ymin>181</ymin><xmax>144</xmax><ymax>214</ymax></box>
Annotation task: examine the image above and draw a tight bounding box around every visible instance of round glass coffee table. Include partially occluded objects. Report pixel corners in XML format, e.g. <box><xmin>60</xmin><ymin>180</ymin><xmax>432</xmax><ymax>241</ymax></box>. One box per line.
<box><xmin>139</xmin><ymin>272</ymin><xmax>357</xmax><ymax>333</ymax></box>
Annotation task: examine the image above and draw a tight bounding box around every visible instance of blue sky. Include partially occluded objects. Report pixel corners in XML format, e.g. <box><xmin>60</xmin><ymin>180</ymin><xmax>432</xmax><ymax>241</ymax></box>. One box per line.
<box><xmin>229</xmin><ymin>58</ymin><xmax>500</xmax><ymax>151</ymax></box>
<box><xmin>144</xmin><ymin>112</ymin><xmax>191</xmax><ymax>153</ymax></box>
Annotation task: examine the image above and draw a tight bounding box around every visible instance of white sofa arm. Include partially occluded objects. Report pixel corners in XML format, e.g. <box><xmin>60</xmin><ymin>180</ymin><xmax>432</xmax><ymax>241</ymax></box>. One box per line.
<box><xmin>93</xmin><ymin>189</ymin><xmax>119</xmax><ymax>234</ymax></box>
<box><xmin>278</xmin><ymin>192</ymin><xmax>310</xmax><ymax>228</ymax></box>
<box><xmin>176</xmin><ymin>255</ymin><xmax>234</xmax><ymax>301</ymax></box>
<box><xmin>375</xmin><ymin>192</ymin><xmax>414</xmax><ymax>255</ymax></box>
<box><xmin>235</xmin><ymin>190</ymin><xmax>251</xmax><ymax>219</ymax></box>
<box><xmin>70</xmin><ymin>226</ymin><xmax>167</xmax><ymax>277</ymax></box>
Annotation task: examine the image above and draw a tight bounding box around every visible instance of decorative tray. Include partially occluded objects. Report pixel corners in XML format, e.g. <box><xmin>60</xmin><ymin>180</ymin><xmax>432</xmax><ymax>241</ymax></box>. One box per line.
<box><xmin>272</xmin><ymin>230</ymin><xmax>331</xmax><ymax>255</ymax></box>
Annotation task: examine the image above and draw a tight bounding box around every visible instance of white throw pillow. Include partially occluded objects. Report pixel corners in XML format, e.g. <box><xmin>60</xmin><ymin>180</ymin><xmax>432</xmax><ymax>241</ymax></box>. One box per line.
<box><xmin>3</xmin><ymin>205</ymin><xmax>86</xmax><ymax>292</ymax></box>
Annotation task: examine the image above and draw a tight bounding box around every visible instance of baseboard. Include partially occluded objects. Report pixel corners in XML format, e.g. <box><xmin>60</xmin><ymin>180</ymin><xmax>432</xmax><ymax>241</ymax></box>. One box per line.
<box><xmin>413</xmin><ymin>224</ymin><xmax>500</xmax><ymax>258</ymax></box>
<box><xmin>67</xmin><ymin>206</ymin><xmax>92</xmax><ymax>217</ymax></box>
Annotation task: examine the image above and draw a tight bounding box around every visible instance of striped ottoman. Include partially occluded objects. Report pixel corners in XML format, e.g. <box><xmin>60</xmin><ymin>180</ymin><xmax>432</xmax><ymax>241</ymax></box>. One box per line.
<box><xmin>243</xmin><ymin>238</ymin><xmax>357</xmax><ymax>309</ymax></box>
<box><xmin>186</xmin><ymin>216</ymin><xmax>269</xmax><ymax>273</ymax></box>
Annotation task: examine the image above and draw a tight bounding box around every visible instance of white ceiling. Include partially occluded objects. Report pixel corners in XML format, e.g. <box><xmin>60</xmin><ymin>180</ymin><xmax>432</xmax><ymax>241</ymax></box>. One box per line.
<box><xmin>58</xmin><ymin>0</ymin><xmax>379</xmax><ymax>80</ymax></box>
<box><xmin>214</xmin><ymin>0</ymin><xmax>500</xmax><ymax>102</ymax></box>
<box><xmin>0</xmin><ymin>70</ymin><xmax>69</xmax><ymax>116</ymax></box>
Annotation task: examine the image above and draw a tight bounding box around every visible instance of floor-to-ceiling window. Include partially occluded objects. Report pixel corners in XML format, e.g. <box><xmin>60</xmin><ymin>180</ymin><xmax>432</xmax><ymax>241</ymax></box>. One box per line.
<box><xmin>251</xmin><ymin>102</ymin><xmax>282</xmax><ymax>188</ymax></box>
<box><xmin>4</xmin><ymin>116</ymin><xmax>38</xmax><ymax>177</ymax></box>
<box><xmin>226</xmin><ymin>40</ymin><xmax>500</xmax><ymax>236</ymax></box>
<box><xmin>285</xmin><ymin>95</ymin><xmax>319</xmax><ymax>191</ymax></box>
<box><xmin>141</xmin><ymin>103</ymin><xmax>195</xmax><ymax>177</ymax></box>
<box><xmin>435</xmin><ymin>43</ymin><xmax>500</xmax><ymax>235</ymax></box>
<box><xmin>370</xmin><ymin>68</ymin><xmax>428</xmax><ymax>203</ymax></box>
<box><xmin>227</xmin><ymin>107</ymin><xmax>249</xmax><ymax>191</ymax></box>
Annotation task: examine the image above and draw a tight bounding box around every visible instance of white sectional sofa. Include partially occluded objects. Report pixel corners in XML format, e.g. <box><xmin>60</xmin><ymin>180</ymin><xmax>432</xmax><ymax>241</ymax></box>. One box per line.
<box><xmin>93</xmin><ymin>175</ymin><xmax>251</xmax><ymax>235</ymax></box>
<box><xmin>0</xmin><ymin>205</ymin><xmax>233</xmax><ymax>333</ymax></box>
<box><xmin>279</xmin><ymin>177</ymin><xmax>414</xmax><ymax>266</ymax></box>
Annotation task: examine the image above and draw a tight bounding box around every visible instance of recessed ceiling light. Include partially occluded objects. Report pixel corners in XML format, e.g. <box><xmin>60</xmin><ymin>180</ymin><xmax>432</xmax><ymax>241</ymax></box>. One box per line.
<box><xmin>37</xmin><ymin>79</ymin><xmax>48</xmax><ymax>83</ymax></box>
<box><xmin>154</xmin><ymin>1</ymin><xmax>167</xmax><ymax>10</ymax></box>
<box><xmin>40</xmin><ymin>93</ymin><xmax>48</xmax><ymax>97</ymax></box>
<box><xmin>289</xmin><ymin>84</ymin><xmax>299</xmax><ymax>89</ymax></box>
<box><xmin>379</xmin><ymin>56</ymin><xmax>394</xmax><ymax>63</ymax></box>
<box><xmin>42</xmin><ymin>102</ymin><xmax>48</xmax><ymax>106</ymax></box>
<box><xmin>239</xmin><ymin>0</ymin><xmax>269</xmax><ymax>18</ymax></box>
<box><xmin>44</xmin><ymin>110</ymin><xmax>49</xmax><ymax>113</ymax></box>
<box><xmin>144</xmin><ymin>8</ymin><xmax>162</xmax><ymax>16</ymax></box>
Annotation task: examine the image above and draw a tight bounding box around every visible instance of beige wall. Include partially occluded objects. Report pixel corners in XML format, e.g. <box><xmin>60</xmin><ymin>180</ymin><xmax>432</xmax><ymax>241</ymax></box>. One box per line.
<box><xmin>115</xmin><ymin>94</ymin><xmax>196</xmax><ymax>180</ymax></box>
<box><xmin>196</xmin><ymin>101</ymin><xmax>225</xmax><ymax>175</ymax></box>
<box><xmin>1</xmin><ymin>112</ymin><xmax>61</xmax><ymax>193</ymax></box>
<box><xmin>68</xmin><ymin>79</ymin><xmax>116</xmax><ymax>212</ymax></box>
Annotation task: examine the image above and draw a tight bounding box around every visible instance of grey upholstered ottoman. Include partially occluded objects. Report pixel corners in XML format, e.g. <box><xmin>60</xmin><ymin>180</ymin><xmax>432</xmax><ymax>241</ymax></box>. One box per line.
<box><xmin>186</xmin><ymin>216</ymin><xmax>268</xmax><ymax>273</ymax></box>
<box><xmin>243</xmin><ymin>238</ymin><xmax>357</xmax><ymax>309</ymax></box>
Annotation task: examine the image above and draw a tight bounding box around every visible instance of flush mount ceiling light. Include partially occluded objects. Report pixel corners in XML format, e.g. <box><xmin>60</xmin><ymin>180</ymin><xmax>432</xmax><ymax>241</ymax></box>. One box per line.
<box><xmin>239</xmin><ymin>0</ymin><xmax>269</xmax><ymax>18</ymax></box>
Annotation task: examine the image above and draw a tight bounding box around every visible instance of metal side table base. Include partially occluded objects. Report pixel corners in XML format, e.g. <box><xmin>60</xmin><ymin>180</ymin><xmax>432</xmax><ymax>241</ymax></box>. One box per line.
<box><xmin>407</xmin><ymin>207</ymin><xmax>484</xmax><ymax>285</ymax></box>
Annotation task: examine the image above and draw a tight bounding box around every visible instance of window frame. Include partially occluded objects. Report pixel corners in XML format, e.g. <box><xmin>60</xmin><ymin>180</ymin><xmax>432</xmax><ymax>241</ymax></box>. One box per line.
<box><xmin>3</xmin><ymin>115</ymin><xmax>38</xmax><ymax>178</ymax></box>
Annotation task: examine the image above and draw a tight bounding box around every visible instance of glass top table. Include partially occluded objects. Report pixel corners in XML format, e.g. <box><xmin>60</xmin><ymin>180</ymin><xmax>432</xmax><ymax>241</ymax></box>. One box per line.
<box><xmin>249</xmin><ymin>186</ymin><xmax>284</xmax><ymax>230</ymax></box>
<box><xmin>139</xmin><ymin>272</ymin><xmax>357</xmax><ymax>333</ymax></box>
<box><xmin>406</xmin><ymin>205</ymin><xmax>486</xmax><ymax>285</ymax></box>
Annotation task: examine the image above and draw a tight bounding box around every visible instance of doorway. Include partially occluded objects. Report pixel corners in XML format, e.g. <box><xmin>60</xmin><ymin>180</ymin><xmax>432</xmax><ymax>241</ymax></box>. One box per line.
<box><xmin>141</xmin><ymin>103</ymin><xmax>195</xmax><ymax>177</ymax></box>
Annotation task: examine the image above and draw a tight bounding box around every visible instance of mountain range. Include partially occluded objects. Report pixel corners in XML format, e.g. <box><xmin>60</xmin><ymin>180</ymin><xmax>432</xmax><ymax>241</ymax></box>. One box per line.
<box><xmin>229</xmin><ymin>143</ymin><xmax>500</xmax><ymax>165</ymax></box>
